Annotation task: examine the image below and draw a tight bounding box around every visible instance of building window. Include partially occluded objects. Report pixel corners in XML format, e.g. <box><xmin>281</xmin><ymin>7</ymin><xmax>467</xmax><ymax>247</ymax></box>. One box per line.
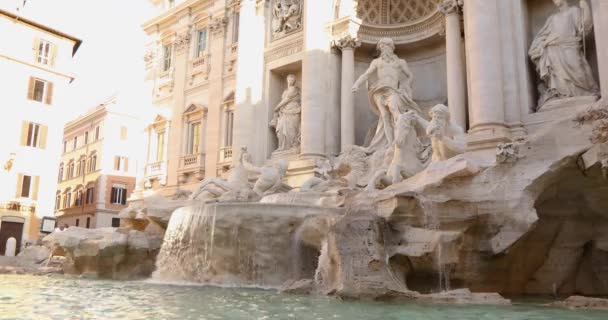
<box><xmin>66</xmin><ymin>192</ymin><xmax>72</xmax><ymax>208</ymax></box>
<box><xmin>86</xmin><ymin>217</ymin><xmax>91</xmax><ymax>229</ymax></box>
<box><xmin>114</xmin><ymin>156</ymin><xmax>128</xmax><ymax>172</ymax></box>
<box><xmin>110</xmin><ymin>184</ymin><xmax>127</xmax><ymax>205</ymax></box>
<box><xmin>167</xmin><ymin>0</ymin><xmax>175</xmax><ymax>8</ymax></box>
<box><xmin>95</xmin><ymin>126</ymin><xmax>100</xmax><ymax>140</ymax></box>
<box><xmin>232</xmin><ymin>13</ymin><xmax>240</xmax><ymax>44</ymax></box>
<box><xmin>37</xmin><ymin>39</ymin><xmax>52</xmax><ymax>65</ymax></box>
<box><xmin>27</xmin><ymin>77</ymin><xmax>53</xmax><ymax>104</ymax></box>
<box><xmin>73</xmin><ymin>136</ymin><xmax>78</xmax><ymax>150</ymax></box>
<box><xmin>85</xmin><ymin>187</ymin><xmax>94</xmax><ymax>204</ymax></box>
<box><xmin>67</xmin><ymin>161</ymin><xmax>74</xmax><ymax>178</ymax></box>
<box><xmin>55</xmin><ymin>194</ymin><xmax>61</xmax><ymax>210</ymax></box>
<box><xmin>224</xmin><ymin>110</ymin><xmax>234</xmax><ymax>147</ymax></box>
<box><xmin>156</xmin><ymin>132</ymin><xmax>165</xmax><ymax>162</ymax></box>
<box><xmin>26</xmin><ymin>123</ymin><xmax>40</xmax><ymax>147</ymax></box>
<box><xmin>84</xmin><ymin>131</ymin><xmax>89</xmax><ymax>144</ymax></box>
<box><xmin>63</xmin><ymin>141</ymin><xmax>67</xmax><ymax>153</ymax></box>
<box><xmin>75</xmin><ymin>190</ymin><xmax>83</xmax><ymax>206</ymax></box>
<box><xmin>111</xmin><ymin>218</ymin><xmax>120</xmax><ymax>227</ymax></box>
<box><xmin>187</xmin><ymin>122</ymin><xmax>201</xmax><ymax>154</ymax></box>
<box><xmin>58</xmin><ymin>163</ymin><xmax>64</xmax><ymax>182</ymax></box>
<box><xmin>162</xmin><ymin>44</ymin><xmax>172</xmax><ymax>72</ymax></box>
<box><xmin>196</xmin><ymin>29</ymin><xmax>207</xmax><ymax>57</ymax></box>
<box><xmin>20</xmin><ymin>175</ymin><xmax>32</xmax><ymax>198</ymax></box>
<box><xmin>75</xmin><ymin>219</ymin><xmax>79</xmax><ymax>227</ymax></box>
<box><xmin>89</xmin><ymin>155</ymin><xmax>97</xmax><ymax>172</ymax></box>
<box><xmin>120</xmin><ymin>126</ymin><xmax>128</xmax><ymax>140</ymax></box>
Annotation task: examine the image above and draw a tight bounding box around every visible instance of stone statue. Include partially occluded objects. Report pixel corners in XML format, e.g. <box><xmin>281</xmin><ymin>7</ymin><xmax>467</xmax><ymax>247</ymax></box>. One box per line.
<box><xmin>190</xmin><ymin>147</ymin><xmax>255</xmax><ymax>202</ymax></box>
<box><xmin>271</xmin><ymin>0</ymin><xmax>302</xmax><ymax>37</ymax></box>
<box><xmin>413</xmin><ymin>104</ymin><xmax>465</xmax><ymax>163</ymax></box>
<box><xmin>301</xmin><ymin>158</ymin><xmax>351</xmax><ymax>192</ymax></box>
<box><xmin>529</xmin><ymin>0</ymin><xmax>599</xmax><ymax>109</ymax></box>
<box><xmin>367</xmin><ymin>112</ymin><xmax>430</xmax><ymax>191</ymax></box>
<box><xmin>246</xmin><ymin>159</ymin><xmax>291</xmax><ymax>196</ymax></box>
<box><xmin>270</xmin><ymin>74</ymin><xmax>301</xmax><ymax>152</ymax></box>
<box><xmin>352</xmin><ymin>38</ymin><xmax>422</xmax><ymax>153</ymax></box>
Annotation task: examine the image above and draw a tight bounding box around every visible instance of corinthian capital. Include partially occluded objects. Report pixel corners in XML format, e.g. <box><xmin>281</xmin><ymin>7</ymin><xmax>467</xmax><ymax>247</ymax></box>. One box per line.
<box><xmin>173</xmin><ymin>32</ymin><xmax>192</xmax><ymax>52</ymax></box>
<box><xmin>333</xmin><ymin>35</ymin><xmax>361</xmax><ymax>51</ymax></box>
<box><xmin>438</xmin><ymin>0</ymin><xmax>463</xmax><ymax>15</ymax></box>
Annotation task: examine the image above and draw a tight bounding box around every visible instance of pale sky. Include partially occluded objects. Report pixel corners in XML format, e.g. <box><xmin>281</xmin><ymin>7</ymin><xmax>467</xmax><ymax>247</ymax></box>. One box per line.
<box><xmin>1</xmin><ymin>0</ymin><xmax>156</xmax><ymax>117</ymax></box>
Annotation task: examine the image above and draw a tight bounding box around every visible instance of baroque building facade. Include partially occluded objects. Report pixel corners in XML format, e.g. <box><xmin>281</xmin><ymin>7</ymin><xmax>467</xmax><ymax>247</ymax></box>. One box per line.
<box><xmin>136</xmin><ymin>0</ymin><xmax>607</xmax><ymax>198</ymax></box>
<box><xmin>54</xmin><ymin>98</ymin><xmax>144</xmax><ymax>229</ymax></box>
<box><xmin>0</xmin><ymin>9</ymin><xmax>80</xmax><ymax>253</ymax></box>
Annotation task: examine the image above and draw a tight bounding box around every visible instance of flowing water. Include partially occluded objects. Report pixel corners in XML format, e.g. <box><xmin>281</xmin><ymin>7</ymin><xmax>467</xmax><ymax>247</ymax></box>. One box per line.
<box><xmin>1</xmin><ymin>274</ymin><xmax>607</xmax><ymax>320</ymax></box>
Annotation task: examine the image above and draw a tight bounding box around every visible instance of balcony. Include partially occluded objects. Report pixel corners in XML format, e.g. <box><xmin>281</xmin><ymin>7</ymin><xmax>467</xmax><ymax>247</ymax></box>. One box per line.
<box><xmin>218</xmin><ymin>146</ymin><xmax>233</xmax><ymax>165</ymax></box>
<box><xmin>179</xmin><ymin>153</ymin><xmax>205</xmax><ymax>171</ymax></box>
<box><xmin>190</xmin><ymin>54</ymin><xmax>211</xmax><ymax>79</ymax></box>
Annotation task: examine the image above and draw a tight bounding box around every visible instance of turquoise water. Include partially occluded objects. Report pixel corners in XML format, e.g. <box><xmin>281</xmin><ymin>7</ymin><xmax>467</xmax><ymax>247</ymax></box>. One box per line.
<box><xmin>0</xmin><ymin>275</ymin><xmax>607</xmax><ymax>320</ymax></box>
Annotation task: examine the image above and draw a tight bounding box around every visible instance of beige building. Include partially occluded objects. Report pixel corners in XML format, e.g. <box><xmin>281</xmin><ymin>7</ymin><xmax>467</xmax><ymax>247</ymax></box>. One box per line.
<box><xmin>54</xmin><ymin>98</ymin><xmax>145</xmax><ymax>229</ymax></box>
<box><xmin>137</xmin><ymin>0</ymin><xmax>241</xmax><ymax>198</ymax></box>
<box><xmin>0</xmin><ymin>9</ymin><xmax>80</xmax><ymax>254</ymax></box>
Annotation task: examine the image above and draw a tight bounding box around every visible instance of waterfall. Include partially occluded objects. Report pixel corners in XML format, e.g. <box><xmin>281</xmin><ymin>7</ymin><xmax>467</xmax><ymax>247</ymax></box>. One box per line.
<box><xmin>420</xmin><ymin>197</ymin><xmax>450</xmax><ymax>293</ymax></box>
<box><xmin>153</xmin><ymin>202</ymin><xmax>334</xmax><ymax>288</ymax></box>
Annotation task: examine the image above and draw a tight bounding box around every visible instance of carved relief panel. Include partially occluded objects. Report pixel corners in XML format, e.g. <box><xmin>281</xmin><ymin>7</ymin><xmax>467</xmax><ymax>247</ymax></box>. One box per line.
<box><xmin>271</xmin><ymin>0</ymin><xmax>302</xmax><ymax>40</ymax></box>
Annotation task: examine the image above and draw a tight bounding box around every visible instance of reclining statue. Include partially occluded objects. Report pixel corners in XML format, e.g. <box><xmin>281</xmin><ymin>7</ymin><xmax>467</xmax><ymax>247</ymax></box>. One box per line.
<box><xmin>190</xmin><ymin>147</ymin><xmax>255</xmax><ymax>202</ymax></box>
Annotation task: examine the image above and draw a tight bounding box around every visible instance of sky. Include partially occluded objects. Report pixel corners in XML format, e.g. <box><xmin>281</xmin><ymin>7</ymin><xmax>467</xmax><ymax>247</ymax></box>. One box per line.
<box><xmin>1</xmin><ymin>0</ymin><xmax>156</xmax><ymax>117</ymax></box>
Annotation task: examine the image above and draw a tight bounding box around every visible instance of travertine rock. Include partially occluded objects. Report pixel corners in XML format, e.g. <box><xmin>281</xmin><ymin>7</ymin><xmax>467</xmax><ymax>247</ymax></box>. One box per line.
<box><xmin>549</xmin><ymin>296</ymin><xmax>608</xmax><ymax>310</ymax></box>
<box><xmin>42</xmin><ymin>227</ymin><xmax>161</xmax><ymax>279</ymax></box>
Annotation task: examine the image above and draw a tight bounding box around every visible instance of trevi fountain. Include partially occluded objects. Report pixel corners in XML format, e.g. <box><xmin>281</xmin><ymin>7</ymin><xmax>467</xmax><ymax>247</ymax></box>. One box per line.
<box><xmin>3</xmin><ymin>0</ymin><xmax>608</xmax><ymax>319</ymax></box>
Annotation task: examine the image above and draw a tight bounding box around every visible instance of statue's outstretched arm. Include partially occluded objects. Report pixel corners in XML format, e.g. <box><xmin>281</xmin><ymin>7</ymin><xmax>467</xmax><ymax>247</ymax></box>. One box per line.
<box><xmin>352</xmin><ymin>60</ymin><xmax>376</xmax><ymax>92</ymax></box>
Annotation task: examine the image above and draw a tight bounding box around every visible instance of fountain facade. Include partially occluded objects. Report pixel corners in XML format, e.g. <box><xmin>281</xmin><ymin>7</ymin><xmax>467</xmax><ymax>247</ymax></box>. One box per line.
<box><xmin>41</xmin><ymin>0</ymin><xmax>608</xmax><ymax>304</ymax></box>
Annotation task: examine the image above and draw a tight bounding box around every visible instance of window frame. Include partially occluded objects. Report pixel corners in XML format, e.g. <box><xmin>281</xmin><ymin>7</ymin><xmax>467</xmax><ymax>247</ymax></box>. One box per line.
<box><xmin>37</xmin><ymin>40</ymin><xmax>51</xmax><ymax>65</ymax></box>
<box><xmin>162</xmin><ymin>44</ymin><xmax>172</xmax><ymax>72</ymax></box>
<box><xmin>110</xmin><ymin>185</ymin><xmax>127</xmax><ymax>205</ymax></box>
<box><xmin>196</xmin><ymin>29</ymin><xmax>208</xmax><ymax>58</ymax></box>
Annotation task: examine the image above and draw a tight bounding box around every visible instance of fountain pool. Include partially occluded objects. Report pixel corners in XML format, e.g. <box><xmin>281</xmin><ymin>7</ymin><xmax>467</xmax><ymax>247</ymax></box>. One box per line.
<box><xmin>1</xmin><ymin>275</ymin><xmax>607</xmax><ymax>320</ymax></box>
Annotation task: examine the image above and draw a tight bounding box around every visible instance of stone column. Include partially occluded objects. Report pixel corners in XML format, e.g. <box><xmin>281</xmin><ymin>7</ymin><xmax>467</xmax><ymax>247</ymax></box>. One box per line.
<box><xmin>439</xmin><ymin>0</ymin><xmax>467</xmax><ymax>130</ymax></box>
<box><xmin>592</xmin><ymin>0</ymin><xmax>608</xmax><ymax>99</ymax></box>
<box><xmin>335</xmin><ymin>36</ymin><xmax>361</xmax><ymax>150</ymax></box>
<box><xmin>234</xmin><ymin>0</ymin><xmax>266</xmax><ymax>164</ymax></box>
<box><xmin>166</xmin><ymin>30</ymin><xmax>190</xmax><ymax>186</ymax></box>
<box><xmin>203</xmin><ymin>16</ymin><xmax>228</xmax><ymax>178</ymax></box>
<box><xmin>300</xmin><ymin>0</ymin><xmax>333</xmax><ymax>158</ymax></box>
<box><xmin>463</xmin><ymin>0</ymin><xmax>510</xmax><ymax>149</ymax></box>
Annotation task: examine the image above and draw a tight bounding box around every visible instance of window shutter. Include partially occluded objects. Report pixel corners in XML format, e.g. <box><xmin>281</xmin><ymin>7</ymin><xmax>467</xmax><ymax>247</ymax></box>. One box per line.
<box><xmin>32</xmin><ymin>176</ymin><xmax>40</xmax><ymax>200</ymax></box>
<box><xmin>45</xmin><ymin>82</ymin><xmax>53</xmax><ymax>105</ymax></box>
<box><xmin>39</xmin><ymin>125</ymin><xmax>48</xmax><ymax>149</ymax></box>
<box><xmin>111</xmin><ymin>188</ymin><xmax>116</xmax><ymax>203</ymax></box>
<box><xmin>15</xmin><ymin>174</ymin><xmax>23</xmax><ymax>198</ymax></box>
<box><xmin>27</xmin><ymin>77</ymin><xmax>35</xmax><ymax>100</ymax></box>
<box><xmin>32</xmin><ymin>37</ymin><xmax>40</xmax><ymax>61</ymax></box>
<box><xmin>124</xmin><ymin>157</ymin><xmax>129</xmax><ymax>172</ymax></box>
<box><xmin>50</xmin><ymin>44</ymin><xmax>58</xmax><ymax>66</ymax></box>
<box><xmin>114</xmin><ymin>156</ymin><xmax>119</xmax><ymax>170</ymax></box>
<box><xmin>20</xmin><ymin>121</ymin><xmax>29</xmax><ymax>146</ymax></box>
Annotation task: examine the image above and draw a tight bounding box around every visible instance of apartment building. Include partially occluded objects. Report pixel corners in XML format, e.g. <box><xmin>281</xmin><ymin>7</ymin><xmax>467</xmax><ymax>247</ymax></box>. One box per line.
<box><xmin>54</xmin><ymin>98</ymin><xmax>144</xmax><ymax>228</ymax></box>
<box><xmin>0</xmin><ymin>9</ymin><xmax>80</xmax><ymax>254</ymax></box>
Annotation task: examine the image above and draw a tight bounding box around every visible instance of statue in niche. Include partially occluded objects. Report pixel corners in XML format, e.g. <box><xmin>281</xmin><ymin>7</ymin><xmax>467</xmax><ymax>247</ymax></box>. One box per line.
<box><xmin>271</xmin><ymin>0</ymin><xmax>302</xmax><ymax>37</ymax></box>
<box><xmin>270</xmin><ymin>74</ymin><xmax>301</xmax><ymax>152</ymax></box>
<box><xmin>529</xmin><ymin>0</ymin><xmax>599</xmax><ymax>109</ymax></box>
<box><xmin>352</xmin><ymin>38</ymin><xmax>423</xmax><ymax>153</ymax></box>
<box><xmin>412</xmin><ymin>104</ymin><xmax>466</xmax><ymax>164</ymax></box>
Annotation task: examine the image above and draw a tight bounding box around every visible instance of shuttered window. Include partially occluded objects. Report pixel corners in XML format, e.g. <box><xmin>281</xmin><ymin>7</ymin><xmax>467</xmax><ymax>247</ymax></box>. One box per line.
<box><xmin>20</xmin><ymin>175</ymin><xmax>31</xmax><ymax>198</ymax></box>
<box><xmin>196</xmin><ymin>29</ymin><xmax>207</xmax><ymax>57</ymax></box>
<box><xmin>162</xmin><ymin>45</ymin><xmax>172</xmax><ymax>72</ymax></box>
<box><xmin>27</xmin><ymin>77</ymin><xmax>53</xmax><ymax>105</ymax></box>
<box><xmin>21</xmin><ymin>121</ymin><xmax>48</xmax><ymax>149</ymax></box>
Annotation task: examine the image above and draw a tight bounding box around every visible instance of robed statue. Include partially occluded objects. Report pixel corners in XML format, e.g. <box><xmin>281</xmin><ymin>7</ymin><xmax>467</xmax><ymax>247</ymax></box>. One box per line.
<box><xmin>270</xmin><ymin>74</ymin><xmax>301</xmax><ymax>152</ymax></box>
